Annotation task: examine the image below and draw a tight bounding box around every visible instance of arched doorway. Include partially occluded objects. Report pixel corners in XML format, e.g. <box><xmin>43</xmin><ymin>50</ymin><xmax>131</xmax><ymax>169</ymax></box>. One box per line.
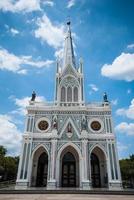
<box><xmin>31</xmin><ymin>146</ymin><xmax>48</xmax><ymax>187</ymax></box>
<box><xmin>62</xmin><ymin>152</ymin><xmax>76</xmax><ymax>187</ymax></box>
<box><xmin>90</xmin><ymin>147</ymin><xmax>108</xmax><ymax>188</ymax></box>
<box><xmin>91</xmin><ymin>153</ymin><xmax>101</xmax><ymax>187</ymax></box>
<box><xmin>36</xmin><ymin>152</ymin><xmax>48</xmax><ymax>187</ymax></box>
<box><xmin>59</xmin><ymin>145</ymin><xmax>80</xmax><ymax>187</ymax></box>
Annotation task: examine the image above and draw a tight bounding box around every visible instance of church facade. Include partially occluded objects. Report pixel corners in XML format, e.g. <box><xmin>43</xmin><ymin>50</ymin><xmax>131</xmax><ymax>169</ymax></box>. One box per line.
<box><xmin>16</xmin><ymin>22</ymin><xmax>122</xmax><ymax>189</ymax></box>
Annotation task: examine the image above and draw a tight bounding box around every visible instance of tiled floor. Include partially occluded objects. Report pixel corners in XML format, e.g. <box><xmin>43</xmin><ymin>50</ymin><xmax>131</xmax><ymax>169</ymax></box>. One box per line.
<box><xmin>0</xmin><ymin>194</ymin><xmax>134</xmax><ymax>200</ymax></box>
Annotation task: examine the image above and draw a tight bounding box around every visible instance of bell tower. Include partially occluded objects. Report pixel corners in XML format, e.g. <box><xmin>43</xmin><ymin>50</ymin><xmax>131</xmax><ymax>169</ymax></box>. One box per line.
<box><xmin>55</xmin><ymin>21</ymin><xmax>84</xmax><ymax>106</ymax></box>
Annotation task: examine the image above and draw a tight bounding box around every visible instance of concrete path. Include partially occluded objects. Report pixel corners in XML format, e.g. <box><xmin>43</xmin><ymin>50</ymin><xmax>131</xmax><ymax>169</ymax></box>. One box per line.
<box><xmin>0</xmin><ymin>194</ymin><xmax>134</xmax><ymax>200</ymax></box>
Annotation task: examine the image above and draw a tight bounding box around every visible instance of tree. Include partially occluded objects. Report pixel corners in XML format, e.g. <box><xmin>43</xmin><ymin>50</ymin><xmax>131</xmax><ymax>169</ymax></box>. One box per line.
<box><xmin>130</xmin><ymin>154</ymin><xmax>134</xmax><ymax>161</ymax></box>
<box><xmin>0</xmin><ymin>146</ymin><xmax>7</xmax><ymax>157</ymax></box>
<box><xmin>0</xmin><ymin>146</ymin><xmax>19</xmax><ymax>181</ymax></box>
<box><xmin>120</xmin><ymin>154</ymin><xmax>134</xmax><ymax>188</ymax></box>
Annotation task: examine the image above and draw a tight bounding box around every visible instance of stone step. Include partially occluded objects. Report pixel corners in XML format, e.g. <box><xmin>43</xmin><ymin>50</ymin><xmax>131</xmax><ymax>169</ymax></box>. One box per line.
<box><xmin>0</xmin><ymin>189</ymin><xmax>134</xmax><ymax>195</ymax></box>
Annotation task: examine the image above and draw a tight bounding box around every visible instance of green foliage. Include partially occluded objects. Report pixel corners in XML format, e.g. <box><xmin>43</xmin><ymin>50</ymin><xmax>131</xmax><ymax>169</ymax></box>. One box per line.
<box><xmin>120</xmin><ymin>154</ymin><xmax>134</xmax><ymax>188</ymax></box>
<box><xmin>0</xmin><ymin>146</ymin><xmax>19</xmax><ymax>181</ymax></box>
<box><xmin>0</xmin><ymin>146</ymin><xmax>7</xmax><ymax>156</ymax></box>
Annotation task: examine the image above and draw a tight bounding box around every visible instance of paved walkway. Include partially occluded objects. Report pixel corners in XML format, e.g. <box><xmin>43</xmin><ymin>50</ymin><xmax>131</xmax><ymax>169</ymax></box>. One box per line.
<box><xmin>0</xmin><ymin>194</ymin><xmax>134</xmax><ymax>200</ymax></box>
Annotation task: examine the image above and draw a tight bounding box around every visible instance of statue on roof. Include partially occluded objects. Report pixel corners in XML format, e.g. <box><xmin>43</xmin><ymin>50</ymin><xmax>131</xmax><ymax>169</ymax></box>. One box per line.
<box><xmin>81</xmin><ymin>116</ymin><xmax>87</xmax><ymax>130</ymax></box>
<box><xmin>103</xmin><ymin>92</ymin><xmax>108</xmax><ymax>102</ymax></box>
<box><xmin>67</xmin><ymin>123</ymin><xmax>72</xmax><ymax>133</ymax></box>
<box><xmin>53</xmin><ymin>117</ymin><xmax>57</xmax><ymax>129</ymax></box>
<box><xmin>31</xmin><ymin>91</ymin><xmax>36</xmax><ymax>101</ymax></box>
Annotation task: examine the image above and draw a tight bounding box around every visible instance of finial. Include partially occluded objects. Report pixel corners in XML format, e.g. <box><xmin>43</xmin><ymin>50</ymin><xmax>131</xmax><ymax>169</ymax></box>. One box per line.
<box><xmin>67</xmin><ymin>15</ymin><xmax>71</xmax><ymax>26</ymax></box>
<box><xmin>67</xmin><ymin>21</ymin><xmax>71</xmax><ymax>26</ymax></box>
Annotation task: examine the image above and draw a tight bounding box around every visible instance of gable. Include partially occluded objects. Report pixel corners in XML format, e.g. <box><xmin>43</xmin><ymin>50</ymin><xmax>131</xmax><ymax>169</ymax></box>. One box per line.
<box><xmin>59</xmin><ymin>117</ymin><xmax>80</xmax><ymax>140</ymax></box>
<box><xmin>61</xmin><ymin>64</ymin><xmax>78</xmax><ymax>78</ymax></box>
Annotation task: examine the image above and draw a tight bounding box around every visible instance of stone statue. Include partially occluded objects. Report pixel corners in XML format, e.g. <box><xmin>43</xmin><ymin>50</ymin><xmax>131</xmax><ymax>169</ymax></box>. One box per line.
<box><xmin>103</xmin><ymin>92</ymin><xmax>108</xmax><ymax>102</ymax></box>
<box><xmin>81</xmin><ymin>117</ymin><xmax>87</xmax><ymax>130</ymax></box>
<box><xmin>68</xmin><ymin>123</ymin><xmax>72</xmax><ymax>133</ymax></box>
<box><xmin>31</xmin><ymin>91</ymin><xmax>36</xmax><ymax>101</ymax></box>
<box><xmin>53</xmin><ymin>117</ymin><xmax>57</xmax><ymax>129</ymax></box>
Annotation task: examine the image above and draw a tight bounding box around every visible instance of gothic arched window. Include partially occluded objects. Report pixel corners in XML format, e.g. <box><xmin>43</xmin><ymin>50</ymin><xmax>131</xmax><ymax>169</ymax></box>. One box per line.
<box><xmin>61</xmin><ymin>87</ymin><xmax>66</xmax><ymax>102</ymax></box>
<box><xmin>67</xmin><ymin>87</ymin><xmax>72</xmax><ymax>102</ymax></box>
<box><xmin>74</xmin><ymin>87</ymin><xmax>78</xmax><ymax>102</ymax></box>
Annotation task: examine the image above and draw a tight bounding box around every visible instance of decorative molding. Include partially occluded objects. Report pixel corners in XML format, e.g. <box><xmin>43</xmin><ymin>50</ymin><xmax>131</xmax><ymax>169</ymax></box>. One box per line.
<box><xmin>32</xmin><ymin>142</ymin><xmax>51</xmax><ymax>154</ymax></box>
<box><xmin>88</xmin><ymin>142</ymin><xmax>107</xmax><ymax>155</ymax></box>
<box><xmin>35</xmin><ymin>117</ymin><xmax>51</xmax><ymax>133</ymax></box>
<box><xmin>28</xmin><ymin>110</ymin><xmax>111</xmax><ymax>115</ymax></box>
<box><xmin>57</xmin><ymin>141</ymin><xmax>82</xmax><ymax>153</ymax></box>
<box><xmin>88</xmin><ymin>117</ymin><xmax>104</xmax><ymax>133</ymax></box>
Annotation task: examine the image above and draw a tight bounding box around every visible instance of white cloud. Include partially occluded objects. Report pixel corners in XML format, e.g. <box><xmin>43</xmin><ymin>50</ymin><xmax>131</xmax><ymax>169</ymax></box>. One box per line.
<box><xmin>35</xmin><ymin>14</ymin><xmax>65</xmax><ymax>49</ymax></box>
<box><xmin>101</xmin><ymin>53</ymin><xmax>134</xmax><ymax>81</ymax></box>
<box><xmin>22</xmin><ymin>56</ymin><xmax>54</xmax><ymax>68</ymax></box>
<box><xmin>116</xmin><ymin>108</ymin><xmax>126</xmax><ymax>116</ymax></box>
<box><xmin>0</xmin><ymin>47</ymin><xmax>23</xmax><ymax>73</ymax></box>
<box><xmin>116</xmin><ymin>98</ymin><xmax>134</xmax><ymax>119</ymax></box>
<box><xmin>0</xmin><ymin>0</ymin><xmax>53</xmax><ymax>13</ymax></box>
<box><xmin>0</xmin><ymin>47</ymin><xmax>54</xmax><ymax>74</ymax></box>
<box><xmin>0</xmin><ymin>114</ymin><xmax>22</xmax><ymax>156</ymax></box>
<box><xmin>4</xmin><ymin>25</ymin><xmax>20</xmax><ymax>36</ymax></box>
<box><xmin>5</xmin><ymin>24</ymin><xmax>9</xmax><ymax>29</ymax></box>
<box><xmin>111</xmin><ymin>99</ymin><xmax>118</xmax><ymax>106</ymax></box>
<box><xmin>35</xmin><ymin>14</ymin><xmax>77</xmax><ymax>60</ymax></box>
<box><xmin>89</xmin><ymin>84</ymin><xmax>99</xmax><ymax>94</ymax></box>
<box><xmin>10</xmin><ymin>28</ymin><xmax>19</xmax><ymax>36</ymax></box>
<box><xmin>127</xmin><ymin>89</ymin><xmax>131</xmax><ymax>94</ymax></box>
<box><xmin>11</xmin><ymin>96</ymin><xmax>46</xmax><ymax>115</ymax></box>
<box><xmin>67</xmin><ymin>0</ymin><xmax>76</xmax><ymax>8</ymax></box>
<box><xmin>90</xmin><ymin>84</ymin><xmax>99</xmax><ymax>92</ymax></box>
<box><xmin>54</xmin><ymin>47</ymin><xmax>64</xmax><ymax>59</ymax></box>
<box><xmin>115</xmin><ymin>122</ymin><xmax>134</xmax><ymax>136</ymax></box>
<box><xmin>117</xmin><ymin>142</ymin><xmax>128</xmax><ymax>154</ymax></box>
<box><xmin>43</xmin><ymin>0</ymin><xmax>54</xmax><ymax>7</ymax></box>
<box><xmin>127</xmin><ymin>43</ymin><xmax>134</xmax><ymax>49</ymax></box>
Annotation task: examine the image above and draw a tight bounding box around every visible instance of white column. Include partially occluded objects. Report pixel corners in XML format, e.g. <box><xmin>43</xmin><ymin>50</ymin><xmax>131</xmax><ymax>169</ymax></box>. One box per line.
<box><xmin>26</xmin><ymin>138</ymin><xmax>33</xmax><ymax>185</ymax></box>
<box><xmin>47</xmin><ymin>139</ymin><xmax>57</xmax><ymax>189</ymax></box>
<box><xmin>23</xmin><ymin>141</ymin><xmax>28</xmax><ymax>179</ymax></box>
<box><xmin>51</xmin><ymin>139</ymin><xmax>57</xmax><ymax>180</ymax></box>
<box><xmin>107</xmin><ymin>141</ymin><xmax>112</xmax><ymax>188</ymax></box>
<box><xmin>81</xmin><ymin>139</ymin><xmax>90</xmax><ymax>189</ymax></box>
<box><xmin>114</xmin><ymin>143</ymin><xmax>122</xmax><ymax>181</ymax></box>
<box><xmin>82</xmin><ymin>139</ymin><xmax>87</xmax><ymax>179</ymax></box>
<box><xmin>16</xmin><ymin>139</ymin><xmax>25</xmax><ymax>180</ymax></box>
<box><xmin>111</xmin><ymin>143</ymin><xmax>116</xmax><ymax>180</ymax></box>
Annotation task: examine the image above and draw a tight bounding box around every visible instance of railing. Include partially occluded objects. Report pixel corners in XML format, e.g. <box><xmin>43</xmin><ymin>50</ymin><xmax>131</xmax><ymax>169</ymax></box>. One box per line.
<box><xmin>86</xmin><ymin>102</ymin><xmax>110</xmax><ymax>108</ymax></box>
<box><xmin>29</xmin><ymin>100</ymin><xmax>110</xmax><ymax>108</ymax></box>
<box><xmin>0</xmin><ymin>179</ymin><xmax>16</xmax><ymax>188</ymax></box>
<box><xmin>29</xmin><ymin>101</ymin><xmax>54</xmax><ymax>106</ymax></box>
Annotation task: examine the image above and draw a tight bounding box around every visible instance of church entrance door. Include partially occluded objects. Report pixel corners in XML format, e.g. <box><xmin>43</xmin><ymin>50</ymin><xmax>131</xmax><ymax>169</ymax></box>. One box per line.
<box><xmin>36</xmin><ymin>152</ymin><xmax>48</xmax><ymax>187</ymax></box>
<box><xmin>91</xmin><ymin>153</ymin><xmax>101</xmax><ymax>188</ymax></box>
<box><xmin>62</xmin><ymin>152</ymin><xmax>76</xmax><ymax>187</ymax></box>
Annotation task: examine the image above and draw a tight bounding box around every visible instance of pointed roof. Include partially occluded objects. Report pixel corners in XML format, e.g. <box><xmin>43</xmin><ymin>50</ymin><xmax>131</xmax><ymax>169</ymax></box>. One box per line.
<box><xmin>63</xmin><ymin>21</ymin><xmax>76</xmax><ymax>68</ymax></box>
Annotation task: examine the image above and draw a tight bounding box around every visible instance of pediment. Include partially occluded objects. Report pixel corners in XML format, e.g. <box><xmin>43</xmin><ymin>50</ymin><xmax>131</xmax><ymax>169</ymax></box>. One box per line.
<box><xmin>59</xmin><ymin>117</ymin><xmax>80</xmax><ymax>140</ymax></box>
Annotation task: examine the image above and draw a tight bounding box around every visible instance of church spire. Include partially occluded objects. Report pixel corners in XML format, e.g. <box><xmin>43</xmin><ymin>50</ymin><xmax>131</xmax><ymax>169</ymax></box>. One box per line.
<box><xmin>63</xmin><ymin>21</ymin><xmax>76</xmax><ymax>68</ymax></box>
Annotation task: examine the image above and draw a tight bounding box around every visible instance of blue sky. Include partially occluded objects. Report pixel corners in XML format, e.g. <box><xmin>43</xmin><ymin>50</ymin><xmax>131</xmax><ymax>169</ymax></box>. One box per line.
<box><xmin>0</xmin><ymin>0</ymin><xmax>134</xmax><ymax>158</ymax></box>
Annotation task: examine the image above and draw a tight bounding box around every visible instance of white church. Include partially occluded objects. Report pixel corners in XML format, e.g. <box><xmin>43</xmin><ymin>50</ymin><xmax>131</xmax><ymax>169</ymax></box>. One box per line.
<box><xmin>16</xmin><ymin>22</ymin><xmax>122</xmax><ymax>190</ymax></box>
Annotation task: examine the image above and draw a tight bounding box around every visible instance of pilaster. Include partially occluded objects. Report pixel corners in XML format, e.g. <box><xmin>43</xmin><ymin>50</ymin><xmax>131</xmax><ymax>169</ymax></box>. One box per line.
<box><xmin>47</xmin><ymin>130</ymin><xmax>58</xmax><ymax>189</ymax></box>
<box><xmin>81</xmin><ymin>131</ymin><xmax>91</xmax><ymax>189</ymax></box>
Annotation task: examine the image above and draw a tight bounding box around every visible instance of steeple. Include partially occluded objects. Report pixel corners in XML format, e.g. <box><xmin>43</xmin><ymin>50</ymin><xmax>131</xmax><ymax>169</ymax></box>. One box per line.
<box><xmin>54</xmin><ymin>21</ymin><xmax>85</xmax><ymax>106</ymax></box>
<box><xmin>63</xmin><ymin>21</ymin><xmax>76</xmax><ymax>68</ymax></box>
